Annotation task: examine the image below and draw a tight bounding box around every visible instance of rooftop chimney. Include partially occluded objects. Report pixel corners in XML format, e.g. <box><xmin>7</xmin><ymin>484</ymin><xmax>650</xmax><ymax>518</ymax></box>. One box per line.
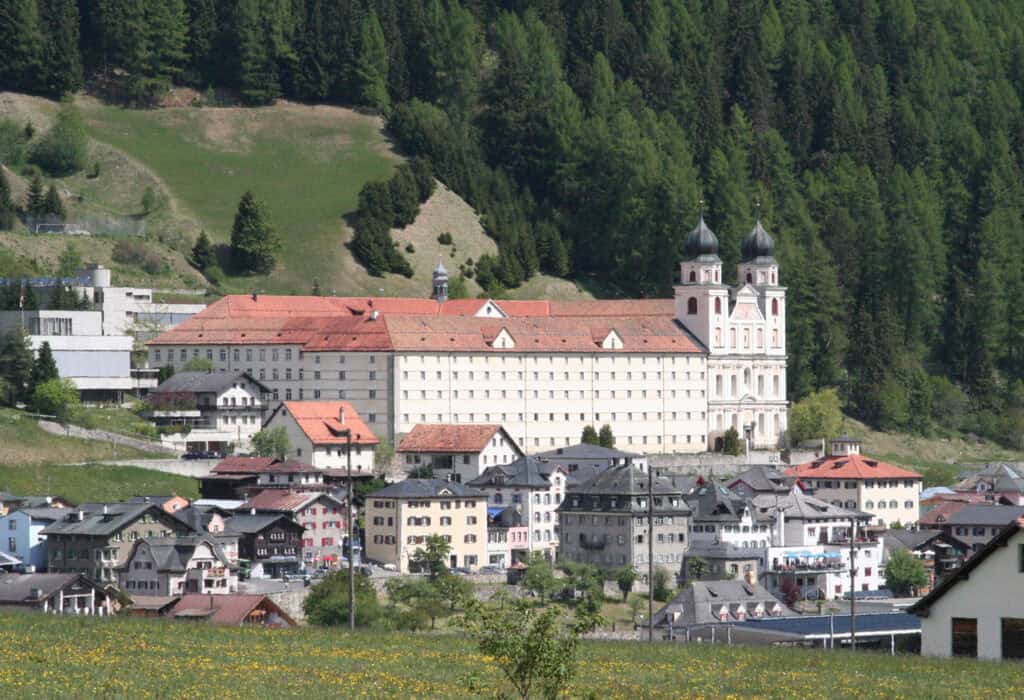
<box><xmin>338</xmin><ymin>406</ymin><xmax>346</xmax><ymax>424</ymax></box>
<box><xmin>102</xmin><ymin>505</ymin><xmax>108</xmax><ymax>514</ymax></box>
<box><xmin>370</xmin><ymin>310</ymin><xmax>379</xmax><ymax>321</ymax></box>
<box><xmin>250</xmin><ymin>508</ymin><xmax>256</xmax><ymax>516</ymax></box>
<box><xmin>77</xmin><ymin>510</ymin><xmax>84</xmax><ymax>521</ymax></box>
<box><xmin>251</xmin><ymin>292</ymin><xmax>258</xmax><ymax>302</ymax></box>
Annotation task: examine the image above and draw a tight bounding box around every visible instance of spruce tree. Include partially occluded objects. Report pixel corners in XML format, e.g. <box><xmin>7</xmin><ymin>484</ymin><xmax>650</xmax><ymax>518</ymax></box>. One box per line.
<box><xmin>580</xmin><ymin>425</ymin><xmax>599</xmax><ymax>445</ymax></box>
<box><xmin>30</xmin><ymin>341</ymin><xmax>59</xmax><ymax>390</ymax></box>
<box><xmin>229</xmin><ymin>191</ymin><xmax>280</xmax><ymax>274</ymax></box>
<box><xmin>235</xmin><ymin>0</ymin><xmax>279</xmax><ymax>105</ymax></box>
<box><xmin>43</xmin><ymin>185</ymin><xmax>65</xmax><ymax>219</ymax></box>
<box><xmin>0</xmin><ymin>170</ymin><xmax>15</xmax><ymax>230</ymax></box>
<box><xmin>25</xmin><ymin>174</ymin><xmax>45</xmax><ymax>218</ymax></box>
<box><xmin>0</xmin><ymin>0</ymin><xmax>43</xmax><ymax>93</ymax></box>
<box><xmin>356</xmin><ymin>11</ymin><xmax>390</xmax><ymax>113</ymax></box>
<box><xmin>190</xmin><ymin>230</ymin><xmax>214</xmax><ymax>270</ymax></box>
<box><xmin>185</xmin><ymin>0</ymin><xmax>218</xmax><ymax>86</ymax></box>
<box><xmin>598</xmin><ymin>425</ymin><xmax>615</xmax><ymax>449</ymax></box>
<box><xmin>0</xmin><ymin>328</ymin><xmax>35</xmax><ymax>405</ymax></box>
<box><xmin>144</xmin><ymin>0</ymin><xmax>188</xmax><ymax>94</ymax></box>
<box><xmin>38</xmin><ymin>0</ymin><xmax>83</xmax><ymax>96</ymax></box>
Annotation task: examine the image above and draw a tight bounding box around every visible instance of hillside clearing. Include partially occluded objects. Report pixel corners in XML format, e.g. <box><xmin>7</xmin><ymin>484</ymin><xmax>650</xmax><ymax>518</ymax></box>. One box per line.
<box><xmin>0</xmin><ymin>613</ymin><xmax>1021</xmax><ymax>699</ymax></box>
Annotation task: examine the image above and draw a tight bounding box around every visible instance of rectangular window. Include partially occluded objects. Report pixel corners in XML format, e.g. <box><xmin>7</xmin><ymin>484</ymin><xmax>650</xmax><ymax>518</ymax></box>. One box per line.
<box><xmin>1002</xmin><ymin>617</ymin><xmax>1024</xmax><ymax>660</ymax></box>
<box><xmin>952</xmin><ymin>618</ymin><xmax>978</xmax><ymax>658</ymax></box>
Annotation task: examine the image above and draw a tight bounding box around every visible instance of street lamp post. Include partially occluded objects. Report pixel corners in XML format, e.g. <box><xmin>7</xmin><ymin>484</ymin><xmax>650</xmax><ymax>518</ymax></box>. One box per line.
<box><xmin>346</xmin><ymin>429</ymin><xmax>355</xmax><ymax>631</ymax></box>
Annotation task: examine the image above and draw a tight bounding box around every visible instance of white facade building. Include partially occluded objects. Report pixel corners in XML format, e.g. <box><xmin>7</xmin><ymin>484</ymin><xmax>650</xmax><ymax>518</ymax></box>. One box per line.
<box><xmin>397</xmin><ymin>424</ymin><xmax>524</xmax><ymax>483</ymax></box>
<box><xmin>0</xmin><ymin>507</ymin><xmax>66</xmax><ymax>570</ymax></box>
<box><xmin>911</xmin><ymin>519</ymin><xmax>1024</xmax><ymax>660</ymax></box>
<box><xmin>263</xmin><ymin>401</ymin><xmax>378</xmax><ymax>473</ymax></box>
<box><xmin>148</xmin><ymin>219</ymin><xmax>788</xmax><ymax>454</ymax></box>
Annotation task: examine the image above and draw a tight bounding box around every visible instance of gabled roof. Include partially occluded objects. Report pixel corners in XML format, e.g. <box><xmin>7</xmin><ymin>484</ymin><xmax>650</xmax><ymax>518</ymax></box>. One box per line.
<box><xmin>41</xmin><ymin>503</ymin><xmax>195</xmax><ymax>537</ymax></box>
<box><xmin>918</xmin><ymin>500</ymin><xmax>972</xmax><ymax>526</ymax></box>
<box><xmin>148</xmin><ymin>295</ymin><xmax>700</xmax><ymax>354</ymax></box>
<box><xmin>567</xmin><ymin>465</ymin><xmax>681</xmax><ymax>498</ymax></box>
<box><xmin>787</xmin><ymin>454</ymin><xmax>922</xmax><ymax>481</ymax></box>
<box><xmin>0</xmin><ymin>573</ymin><xmax>103</xmax><ymax>604</ymax></box>
<box><xmin>534</xmin><ymin>443</ymin><xmax>641</xmax><ymax>461</ymax></box>
<box><xmin>211</xmin><ymin>457</ymin><xmax>280</xmax><ymax>475</ymax></box>
<box><xmin>652</xmin><ymin>581</ymin><xmax>794</xmax><ymax>627</ymax></box>
<box><xmin>272</xmin><ymin>401</ymin><xmax>378</xmax><ymax>446</ymax></box>
<box><xmin>119</xmin><ymin>536</ymin><xmax>235</xmax><ymax>573</ymax></box>
<box><xmin>169</xmin><ymin>593</ymin><xmax>295</xmax><ymax>626</ymax></box>
<box><xmin>728</xmin><ymin>466</ymin><xmax>793</xmax><ymax>494</ymax></box>
<box><xmin>687</xmin><ymin>483</ymin><xmax>750</xmax><ymax>522</ymax></box>
<box><xmin>940</xmin><ymin>504</ymin><xmax>1024</xmax><ymax>526</ymax></box>
<box><xmin>910</xmin><ymin>518</ymin><xmax>1024</xmax><ymax>617</ymax></box>
<box><xmin>239</xmin><ymin>490</ymin><xmax>344</xmax><ymax>514</ymax></box>
<box><xmin>398</xmin><ymin>424</ymin><xmax>513</xmax><ymax>454</ymax></box>
<box><xmin>468</xmin><ymin>457</ymin><xmax>562</xmax><ymax>489</ymax></box>
<box><xmin>221</xmin><ymin>513</ymin><xmax>302</xmax><ymax>535</ymax></box>
<box><xmin>366</xmin><ymin>479</ymin><xmax>485</xmax><ymax>500</ymax></box>
<box><xmin>751</xmin><ymin>487</ymin><xmax>868</xmax><ymax>522</ymax></box>
<box><xmin>151</xmin><ymin>370</ymin><xmax>268</xmax><ymax>395</ymax></box>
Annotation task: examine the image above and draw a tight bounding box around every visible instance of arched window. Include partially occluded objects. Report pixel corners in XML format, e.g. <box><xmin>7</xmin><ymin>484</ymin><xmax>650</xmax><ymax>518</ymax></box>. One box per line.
<box><xmin>687</xmin><ymin>297</ymin><xmax>698</xmax><ymax>315</ymax></box>
<box><xmin>714</xmin><ymin>298</ymin><xmax>722</xmax><ymax>314</ymax></box>
<box><xmin>689</xmin><ymin>270</ymin><xmax>696</xmax><ymax>282</ymax></box>
<box><xmin>890</xmin><ymin>500</ymin><xmax>898</xmax><ymax>509</ymax></box>
<box><xmin>771</xmin><ymin>298</ymin><xmax>779</xmax><ymax>316</ymax></box>
<box><xmin>865</xmin><ymin>501</ymin><xmax>874</xmax><ymax>509</ymax></box>
<box><xmin>877</xmin><ymin>501</ymin><xmax>886</xmax><ymax>510</ymax></box>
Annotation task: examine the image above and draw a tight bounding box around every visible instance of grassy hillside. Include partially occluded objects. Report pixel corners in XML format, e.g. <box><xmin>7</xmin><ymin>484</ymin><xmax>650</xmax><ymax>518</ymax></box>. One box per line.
<box><xmin>0</xmin><ymin>463</ymin><xmax>197</xmax><ymax>503</ymax></box>
<box><xmin>0</xmin><ymin>409</ymin><xmax>158</xmax><ymax>466</ymax></box>
<box><xmin>0</xmin><ymin>613</ymin><xmax>1021</xmax><ymax>699</ymax></box>
<box><xmin>0</xmin><ymin>91</ymin><xmax>586</xmax><ymax>300</ymax></box>
<box><xmin>839</xmin><ymin>416</ymin><xmax>1024</xmax><ymax>487</ymax></box>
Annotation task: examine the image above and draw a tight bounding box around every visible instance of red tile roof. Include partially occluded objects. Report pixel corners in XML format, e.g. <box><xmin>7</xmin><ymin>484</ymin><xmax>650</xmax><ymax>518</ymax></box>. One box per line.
<box><xmin>170</xmin><ymin>594</ymin><xmax>295</xmax><ymax>626</ymax></box>
<box><xmin>398</xmin><ymin>424</ymin><xmax>503</xmax><ymax>453</ymax></box>
<box><xmin>786</xmin><ymin>453</ymin><xmax>923</xmax><ymax>481</ymax></box>
<box><xmin>280</xmin><ymin>401</ymin><xmax>378</xmax><ymax>446</ymax></box>
<box><xmin>240</xmin><ymin>490</ymin><xmax>338</xmax><ymax>513</ymax></box>
<box><xmin>149</xmin><ymin>295</ymin><xmax>701</xmax><ymax>354</ymax></box>
<box><xmin>918</xmin><ymin>501</ymin><xmax>971</xmax><ymax>526</ymax></box>
<box><xmin>212</xmin><ymin>457</ymin><xmax>280</xmax><ymax>474</ymax></box>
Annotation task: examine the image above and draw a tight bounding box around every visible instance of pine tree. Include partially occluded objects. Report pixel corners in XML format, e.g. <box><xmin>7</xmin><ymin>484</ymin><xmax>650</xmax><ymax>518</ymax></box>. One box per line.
<box><xmin>190</xmin><ymin>230</ymin><xmax>214</xmax><ymax>270</ymax></box>
<box><xmin>30</xmin><ymin>341</ymin><xmax>59</xmax><ymax>391</ymax></box>
<box><xmin>43</xmin><ymin>185</ymin><xmax>65</xmax><ymax>219</ymax></box>
<box><xmin>0</xmin><ymin>0</ymin><xmax>43</xmax><ymax>93</ymax></box>
<box><xmin>229</xmin><ymin>191</ymin><xmax>280</xmax><ymax>274</ymax></box>
<box><xmin>598</xmin><ymin>424</ymin><xmax>615</xmax><ymax>449</ymax></box>
<box><xmin>143</xmin><ymin>0</ymin><xmax>188</xmax><ymax>94</ymax></box>
<box><xmin>25</xmin><ymin>175</ymin><xmax>45</xmax><ymax>218</ymax></box>
<box><xmin>356</xmin><ymin>11</ymin><xmax>390</xmax><ymax>113</ymax></box>
<box><xmin>0</xmin><ymin>170</ymin><xmax>15</xmax><ymax>230</ymax></box>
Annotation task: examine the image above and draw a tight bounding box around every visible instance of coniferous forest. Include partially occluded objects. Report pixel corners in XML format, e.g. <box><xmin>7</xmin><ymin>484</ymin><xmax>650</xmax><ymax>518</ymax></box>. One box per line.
<box><xmin>2</xmin><ymin>1</ymin><xmax>1024</xmax><ymax>446</ymax></box>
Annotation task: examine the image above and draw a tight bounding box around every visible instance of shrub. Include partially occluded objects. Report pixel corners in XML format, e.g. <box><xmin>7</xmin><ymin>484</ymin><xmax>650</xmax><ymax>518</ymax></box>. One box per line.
<box><xmin>405</xmin><ymin>243</ymin><xmax>415</xmax><ymax>253</ymax></box>
<box><xmin>87</xmin><ymin>161</ymin><xmax>101</xmax><ymax>179</ymax></box>
<box><xmin>437</xmin><ymin>232</ymin><xmax>453</xmax><ymax>245</ymax></box>
<box><xmin>30</xmin><ymin>378</ymin><xmax>80</xmax><ymax>421</ymax></box>
<box><xmin>30</xmin><ymin>101</ymin><xmax>89</xmax><ymax>176</ymax></box>
<box><xmin>112</xmin><ymin>239</ymin><xmax>163</xmax><ymax>275</ymax></box>
<box><xmin>141</xmin><ymin>187</ymin><xmax>158</xmax><ymax>215</ymax></box>
<box><xmin>0</xmin><ymin>119</ymin><xmax>28</xmax><ymax>167</ymax></box>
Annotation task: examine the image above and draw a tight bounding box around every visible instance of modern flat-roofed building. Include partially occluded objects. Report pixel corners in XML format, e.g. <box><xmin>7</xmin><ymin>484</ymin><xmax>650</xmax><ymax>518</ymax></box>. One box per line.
<box><xmin>148</xmin><ymin>219</ymin><xmax>789</xmax><ymax>454</ymax></box>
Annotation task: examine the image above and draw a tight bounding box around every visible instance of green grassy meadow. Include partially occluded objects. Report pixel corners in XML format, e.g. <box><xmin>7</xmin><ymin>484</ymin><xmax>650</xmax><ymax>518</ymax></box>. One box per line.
<box><xmin>0</xmin><ymin>408</ymin><xmax>157</xmax><ymax>466</ymax></box>
<box><xmin>1</xmin><ymin>612</ymin><xmax>1022</xmax><ymax>699</ymax></box>
<box><xmin>0</xmin><ymin>462</ymin><xmax>198</xmax><ymax>503</ymax></box>
<box><xmin>77</xmin><ymin>99</ymin><xmax>398</xmax><ymax>295</ymax></box>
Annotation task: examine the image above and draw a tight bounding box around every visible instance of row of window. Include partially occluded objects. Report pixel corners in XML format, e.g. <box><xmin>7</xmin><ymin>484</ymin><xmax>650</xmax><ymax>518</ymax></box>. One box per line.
<box><xmin>864</xmin><ymin>500</ymin><xmax>915</xmax><ymax>510</ymax></box>
<box><xmin>402</xmin><ymin>369</ymin><xmax>705</xmax><ymax>383</ymax></box>
<box><xmin>300</xmin><ymin>521</ymin><xmax>342</xmax><ymax>530</ymax></box>
<box><xmin>302</xmin><ymin>537</ymin><xmax>335</xmax><ymax>547</ymax></box>
<box><xmin>403</xmin><ymin>516</ymin><xmax>478</xmax><ymax>526</ymax></box>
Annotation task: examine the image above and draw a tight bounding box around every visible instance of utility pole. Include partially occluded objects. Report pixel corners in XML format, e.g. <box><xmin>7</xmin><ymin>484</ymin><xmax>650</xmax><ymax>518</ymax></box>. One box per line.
<box><xmin>849</xmin><ymin>517</ymin><xmax>856</xmax><ymax>651</ymax></box>
<box><xmin>345</xmin><ymin>430</ymin><xmax>355</xmax><ymax>631</ymax></box>
<box><xmin>647</xmin><ymin>465</ymin><xmax>654</xmax><ymax>643</ymax></box>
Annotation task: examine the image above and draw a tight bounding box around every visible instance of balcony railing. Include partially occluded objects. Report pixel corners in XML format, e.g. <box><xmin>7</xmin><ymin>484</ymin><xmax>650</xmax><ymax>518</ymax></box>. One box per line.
<box><xmin>770</xmin><ymin>560</ymin><xmax>845</xmax><ymax>573</ymax></box>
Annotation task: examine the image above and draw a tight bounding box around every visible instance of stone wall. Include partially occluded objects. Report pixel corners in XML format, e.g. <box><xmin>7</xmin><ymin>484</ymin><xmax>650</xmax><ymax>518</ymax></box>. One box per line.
<box><xmin>38</xmin><ymin>420</ymin><xmax>178</xmax><ymax>455</ymax></box>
